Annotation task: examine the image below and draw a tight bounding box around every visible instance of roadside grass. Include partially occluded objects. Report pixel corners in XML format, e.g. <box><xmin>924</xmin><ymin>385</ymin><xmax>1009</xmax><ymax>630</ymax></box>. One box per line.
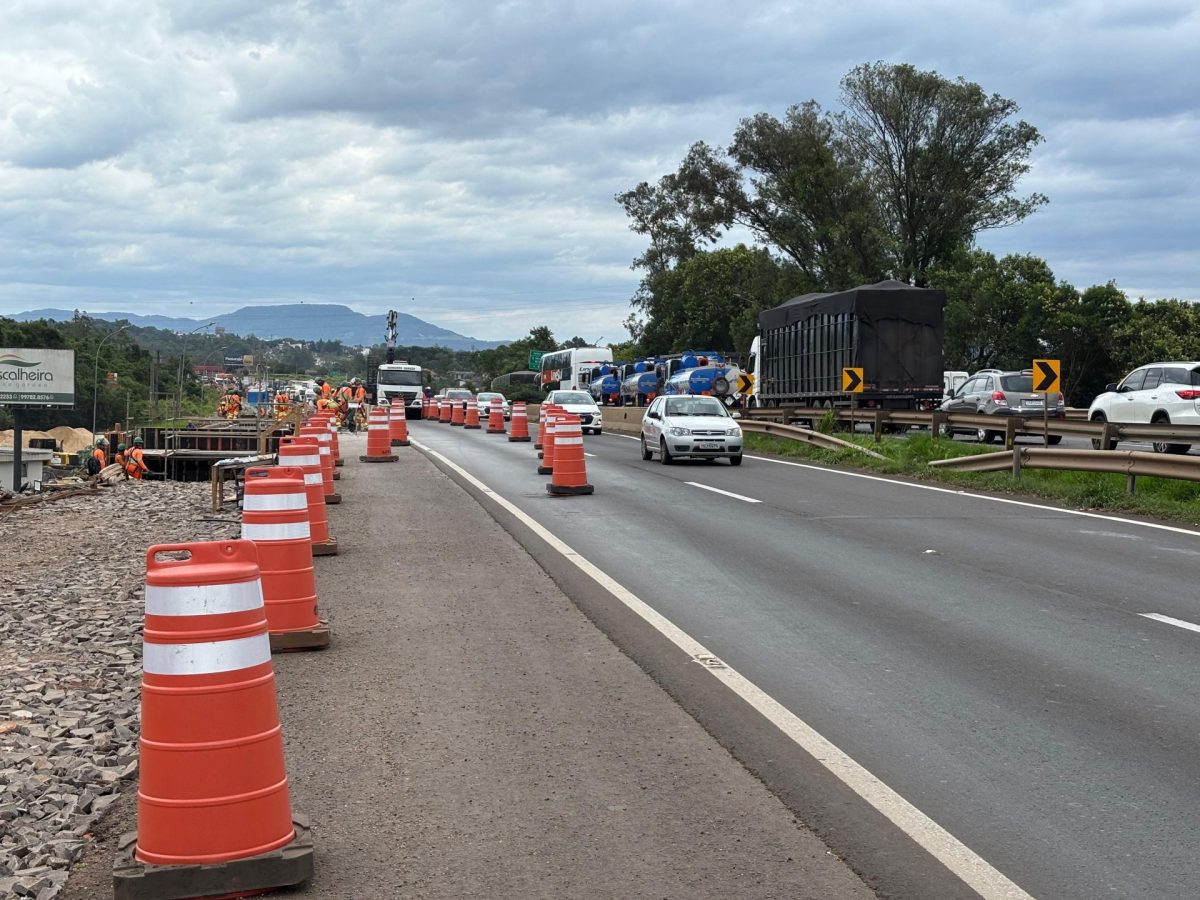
<box><xmin>742</xmin><ymin>430</ymin><xmax>1200</xmax><ymax>525</ymax></box>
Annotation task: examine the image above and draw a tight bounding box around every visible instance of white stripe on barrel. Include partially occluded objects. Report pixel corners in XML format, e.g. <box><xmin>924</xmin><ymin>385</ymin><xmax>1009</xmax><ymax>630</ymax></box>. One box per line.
<box><xmin>143</xmin><ymin>632</ymin><xmax>272</xmax><ymax>675</ymax></box>
<box><xmin>242</xmin><ymin>521</ymin><xmax>311</xmax><ymax>542</ymax></box>
<box><xmin>243</xmin><ymin>493</ymin><xmax>308</xmax><ymax>512</ymax></box>
<box><xmin>281</xmin><ymin>453</ymin><xmax>320</xmax><ymax>467</ymax></box>
<box><xmin>555</xmin><ymin>436</ymin><xmax>584</xmax><ymax>445</ymax></box>
<box><xmin>145</xmin><ymin>579</ymin><xmax>264</xmax><ymax>617</ymax></box>
<box><xmin>303</xmin><ymin>473</ymin><xmax>323</xmax><ymax>485</ymax></box>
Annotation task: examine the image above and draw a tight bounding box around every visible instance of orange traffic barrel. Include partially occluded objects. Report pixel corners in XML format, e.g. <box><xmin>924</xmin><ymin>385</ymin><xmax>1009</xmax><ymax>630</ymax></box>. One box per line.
<box><xmin>547</xmin><ymin>413</ymin><xmax>593</xmax><ymax>495</ymax></box>
<box><xmin>486</xmin><ymin>398</ymin><xmax>505</xmax><ymax>434</ymax></box>
<box><xmin>311</xmin><ymin>412</ymin><xmax>341</xmax><ymax>466</ymax></box>
<box><xmin>279</xmin><ymin>437</ymin><xmax>337</xmax><ymax>556</ymax></box>
<box><xmin>389</xmin><ymin>400</ymin><xmax>411</xmax><ymax>446</ymax></box>
<box><xmin>360</xmin><ymin>406</ymin><xmax>398</xmax><ymax>462</ymax></box>
<box><xmin>534</xmin><ymin>403</ymin><xmax>546</xmax><ymax>450</ymax></box>
<box><xmin>450</xmin><ymin>399</ymin><xmax>465</xmax><ymax>426</ymax></box>
<box><xmin>509</xmin><ymin>402</ymin><xmax>531</xmax><ymax>442</ymax></box>
<box><xmin>464</xmin><ymin>400</ymin><xmax>481</xmax><ymax>429</ymax></box>
<box><xmin>439</xmin><ymin>398</ymin><xmax>452</xmax><ymax>423</ymax></box>
<box><xmin>299</xmin><ymin>424</ymin><xmax>340</xmax><ymax>504</ymax></box>
<box><xmin>125</xmin><ymin>539</ymin><xmax>312</xmax><ymax>896</ymax></box>
<box><xmin>537</xmin><ymin>406</ymin><xmax>558</xmax><ymax>475</ymax></box>
<box><xmin>243</xmin><ymin>467</ymin><xmax>331</xmax><ymax>650</ymax></box>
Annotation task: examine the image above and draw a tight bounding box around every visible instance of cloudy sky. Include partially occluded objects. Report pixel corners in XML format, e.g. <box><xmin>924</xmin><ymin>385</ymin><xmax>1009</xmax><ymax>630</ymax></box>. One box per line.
<box><xmin>1</xmin><ymin>0</ymin><xmax>1196</xmax><ymax>344</ymax></box>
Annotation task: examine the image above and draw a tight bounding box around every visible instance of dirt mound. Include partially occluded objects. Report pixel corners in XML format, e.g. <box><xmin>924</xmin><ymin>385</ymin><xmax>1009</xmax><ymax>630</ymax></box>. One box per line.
<box><xmin>0</xmin><ymin>427</ymin><xmax>94</xmax><ymax>452</ymax></box>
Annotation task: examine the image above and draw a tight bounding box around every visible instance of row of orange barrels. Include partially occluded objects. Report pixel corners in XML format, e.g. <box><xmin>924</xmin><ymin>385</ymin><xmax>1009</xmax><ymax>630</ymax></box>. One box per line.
<box><xmin>114</xmin><ymin>407</ymin><xmax>376</xmax><ymax>898</ymax></box>
<box><xmin>113</xmin><ymin>399</ymin><xmax>595</xmax><ymax>900</ymax></box>
<box><xmin>414</xmin><ymin>395</ymin><xmax>594</xmax><ymax>495</ymax></box>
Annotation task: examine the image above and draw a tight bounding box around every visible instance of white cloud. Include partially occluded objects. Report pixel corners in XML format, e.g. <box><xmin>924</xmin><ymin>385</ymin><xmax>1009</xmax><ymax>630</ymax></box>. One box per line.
<box><xmin>0</xmin><ymin>0</ymin><xmax>1196</xmax><ymax>345</ymax></box>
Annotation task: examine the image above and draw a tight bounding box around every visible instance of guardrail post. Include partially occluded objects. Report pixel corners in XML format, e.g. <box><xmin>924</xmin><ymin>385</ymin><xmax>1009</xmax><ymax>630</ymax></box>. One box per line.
<box><xmin>873</xmin><ymin>410</ymin><xmax>884</xmax><ymax>443</ymax></box>
<box><xmin>1102</xmin><ymin>421</ymin><xmax>1117</xmax><ymax>451</ymax></box>
<box><xmin>1012</xmin><ymin>446</ymin><xmax>1022</xmax><ymax>479</ymax></box>
<box><xmin>1127</xmin><ymin>473</ymin><xmax>1136</xmax><ymax>494</ymax></box>
<box><xmin>931</xmin><ymin>411</ymin><xmax>945</xmax><ymax>441</ymax></box>
<box><xmin>1004</xmin><ymin>418</ymin><xmax>1017</xmax><ymax>450</ymax></box>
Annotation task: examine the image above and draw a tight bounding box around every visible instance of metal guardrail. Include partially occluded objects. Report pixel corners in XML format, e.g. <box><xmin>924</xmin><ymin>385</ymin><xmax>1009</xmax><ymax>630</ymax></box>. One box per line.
<box><xmin>739</xmin><ymin>421</ymin><xmax>886</xmax><ymax>459</ymax></box>
<box><xmin>928</xmin><ymin>447</ymin><xmax>1200</xmax><ymax>493</ymax></box>
<box><xmin>739</xmin><ymin>406</ymin><xmax>1200</xmax><ymax>450</ymax></box>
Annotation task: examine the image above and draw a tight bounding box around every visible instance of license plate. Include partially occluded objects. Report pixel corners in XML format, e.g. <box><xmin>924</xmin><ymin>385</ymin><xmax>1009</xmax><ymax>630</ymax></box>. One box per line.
<box><xmin>1024</xmin><ymin>400</ymin><xmax>1043</xmax><ymax>407</ymax></box>
<box><xmin>699</xmin><ymin>442</ymin><xmax>720</xmax><ymax>450</ymax></box>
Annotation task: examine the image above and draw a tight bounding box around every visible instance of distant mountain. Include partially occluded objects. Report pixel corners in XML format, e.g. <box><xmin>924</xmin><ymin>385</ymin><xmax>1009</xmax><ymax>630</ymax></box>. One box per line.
<box><xmin>7</xmin><ymin>305</ymin><xmax>505</xmax><ymax>350</ymax></box>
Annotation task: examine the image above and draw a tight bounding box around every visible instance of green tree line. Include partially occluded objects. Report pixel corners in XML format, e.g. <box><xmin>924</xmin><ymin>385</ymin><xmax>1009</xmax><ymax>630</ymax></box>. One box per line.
<box><xmin>613</xmin><ymin>61</ymin><xmax>1196</xmax><ymax>405</ymax></box>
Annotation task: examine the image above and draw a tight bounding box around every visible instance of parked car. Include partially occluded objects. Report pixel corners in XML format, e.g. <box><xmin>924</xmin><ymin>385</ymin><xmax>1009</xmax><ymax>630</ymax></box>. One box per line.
<box><xmin>546</xmin><ymin>390</ymin><xmax>604</xmax><ymax>434</ymax></box>
<box><xmin>1087</xmin><ymin>362</ymin><xmax>1200</xmax><ymax>453</ymax></box>
<box><xmin>474</xmin><ymin>391</ymin><xmax>511</xmax><ymax>419</ymax></box>
<box><xmin>640</xmin><ymin>395</ymin><xmax>743</xmax><ymax>465</ymax></box>
<box><xmin>939</xmin><ymin>369</ymin><xmax>1065</xmax><ymax>444</ymax></box>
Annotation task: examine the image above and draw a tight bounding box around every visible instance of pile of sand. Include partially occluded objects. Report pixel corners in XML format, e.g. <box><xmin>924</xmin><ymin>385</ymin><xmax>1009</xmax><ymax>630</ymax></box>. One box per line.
<box><xmin>0</xmin><ymin>426</ymin><xmax>94</xmax><ymax>453</ymax></box>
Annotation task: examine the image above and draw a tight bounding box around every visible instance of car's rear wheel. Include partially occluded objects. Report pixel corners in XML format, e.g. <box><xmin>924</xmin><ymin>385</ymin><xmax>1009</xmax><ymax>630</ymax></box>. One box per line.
<box><xmin>729</xmin><ymin>454</ymin><xmax>743</xmax><ymax>466</ymax></box>
<box><xmin>976</xmin><ymin>427</ymin><xmax>993</xmax><ymax>444</ymax></box>
<box><xmin>640</xmin><ymin>435</ymin><xmax>653</xmax><ymax>460</ymax></box>
<box><xmin>1090</xmin><ymin>413</ymin><xmax>1117</xmax><ymax>450</ymax></box>
<box><xmin>1046</xmin><ymin>434</ymin><xmax>1062</xmax><ymax>445</ymax></box>
<box><xmin>660</xmin><ymin>439</ymin><xmax>673</xmax><ymax>465</ymax></box>
<box><xmin>1151</xmin><ymin>414</ymin><xmax>1189</xmax><ymax>454</ymax></box>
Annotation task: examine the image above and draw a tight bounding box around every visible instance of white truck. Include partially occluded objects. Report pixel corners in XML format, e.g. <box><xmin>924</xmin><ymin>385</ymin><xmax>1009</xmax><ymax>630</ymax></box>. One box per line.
<box><xmin>373</xmin><ymin>362</ymin><xmax>425</xmax><ymax>418</ymax></box>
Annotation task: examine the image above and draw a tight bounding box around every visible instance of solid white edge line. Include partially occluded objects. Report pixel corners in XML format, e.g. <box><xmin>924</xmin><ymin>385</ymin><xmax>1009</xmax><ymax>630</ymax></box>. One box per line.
<box><xmin>610</xmin><ymin>432</ymin><xmax>1200</xmax><ymax>539</ymax></box>
<box><xmin>685</xmin><ymin>481</ymin><xmax>762</xmax><ymax>503</ymax></box>
<box><xmin>1139</xmin><ymin>612</ymin><xmax>1200</xmax><ymax>634</ymax></box>
<box><xmin>413</xmin><ymin>437</ymin><xmax>1034</xmax><ymax>900</ymax></box>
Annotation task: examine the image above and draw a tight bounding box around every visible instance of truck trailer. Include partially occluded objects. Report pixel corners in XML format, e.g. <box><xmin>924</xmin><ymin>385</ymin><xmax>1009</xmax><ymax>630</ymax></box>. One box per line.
<box><xmin>745</xmin><ymin>279</ymin><xmax>945</xmax><ymax>412</ymax></box>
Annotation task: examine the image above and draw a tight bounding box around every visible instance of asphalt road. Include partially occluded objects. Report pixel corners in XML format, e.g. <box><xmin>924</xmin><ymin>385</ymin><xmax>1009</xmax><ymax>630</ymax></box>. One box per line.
<box><xmin>412</xmin><ymin>417</ymin><xmax>1200</xmax><ymax>900</ymax></box>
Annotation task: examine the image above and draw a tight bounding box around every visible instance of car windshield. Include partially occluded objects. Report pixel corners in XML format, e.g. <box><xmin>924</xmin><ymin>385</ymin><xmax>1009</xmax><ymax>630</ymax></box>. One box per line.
<box><xmin>477</xmin><ymin>393</ymin><xmax>504</xmax><ymax>402</ymax></box>
<box><xmin>665</xmin><ymin>398</ymin><xmax>727</xmax><ymax>417</ymax></box>
<box><xmin>377</xmin><ymin>369</ymin><xmax>422</xmax><ymax>386</ymax></box>
<box><xmin>552</xmin><ymin>392</ymin><xmax>592</xmax><ymax>405</ymax></box>
<box><xmin>446</xmin><ymin>390</ymin><xmax>472</xmax><ymax>399</ymax></box>
<box><xmin>999</xmin><ymin>374</ymin><xmax>1033</xmax><ymax>392</ymax></box>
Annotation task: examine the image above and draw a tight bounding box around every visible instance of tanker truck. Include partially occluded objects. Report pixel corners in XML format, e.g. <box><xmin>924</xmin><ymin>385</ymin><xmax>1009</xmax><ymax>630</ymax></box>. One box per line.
<box><xmin>743</xmin><ymin>279</ymin><xmax>944</xmax><ymax>414</ymax></box>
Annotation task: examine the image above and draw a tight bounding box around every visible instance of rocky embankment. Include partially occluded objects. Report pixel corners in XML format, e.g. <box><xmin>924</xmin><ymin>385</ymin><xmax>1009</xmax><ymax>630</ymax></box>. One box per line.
<box><xmin>0</xmin><ymin>481</ymin><xmax>238</xmax><ymax>898</ymax></box>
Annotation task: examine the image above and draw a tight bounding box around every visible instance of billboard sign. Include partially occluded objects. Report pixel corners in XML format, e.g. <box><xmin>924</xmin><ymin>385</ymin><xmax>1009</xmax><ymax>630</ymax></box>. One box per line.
<box><xmin>0</xmin><ymin>349</ymin><xmax>76</xmax><ymax>406</ymax></box>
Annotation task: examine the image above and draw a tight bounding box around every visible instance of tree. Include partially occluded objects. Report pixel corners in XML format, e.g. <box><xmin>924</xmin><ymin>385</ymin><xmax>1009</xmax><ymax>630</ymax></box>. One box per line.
<box><xmin>839</xmin><ymin>62</ymin><xmax>1046</xmax><ymax>286</ymax></box>
<box><xmin>629</xmin><ymin>246</ymin><xmax>806</xmax><ymax>355</ymax></box>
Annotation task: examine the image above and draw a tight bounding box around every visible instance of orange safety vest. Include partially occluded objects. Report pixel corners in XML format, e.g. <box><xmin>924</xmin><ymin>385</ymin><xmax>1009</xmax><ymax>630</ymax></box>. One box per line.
<box><xmin>92</xmin><ymin>447</ymin><xmax>107</xmax><ymax>468</ymax></box>
<box><xmin>125</xmin><ymin>447</ymin><xmax>148</xmax><ymax>480</ymax></box>
<box><xmin>353</xmin><ymin>386</ymin><xmax>366</xmax><ymax>403</ymax></box>
<box><xmin>320</xmin><ymin>382</ymin><xmax>333</xmax><ymax>399</ymax></box>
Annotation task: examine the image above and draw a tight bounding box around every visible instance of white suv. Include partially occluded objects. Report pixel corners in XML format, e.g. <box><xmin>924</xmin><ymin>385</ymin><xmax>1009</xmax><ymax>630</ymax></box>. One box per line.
<box><xmin>1088</xmin><ymin>362</ymin><xmax>1200</xmax><ymax>453</ymax></box>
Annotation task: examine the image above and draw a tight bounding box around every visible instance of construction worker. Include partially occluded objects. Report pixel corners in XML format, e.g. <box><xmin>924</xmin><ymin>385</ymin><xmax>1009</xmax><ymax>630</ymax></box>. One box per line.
<box><xmin>114</xmin><ymin>442</ymin><xmax>127</xmax><ymax>474</ymax></box>
<box><xmin>91</xmin><ymin>438</ymin><xmax>108</xmax><ymax>469</ymax></box>
<box><xmin>223</xmin><ymin>388</ymin><xmax>243</xmax><ymax>420</ymax></box>
<box><xmin>273</xmin><ymin>389</ymin><xmax>291</xmax><ymax>420</ymax></box>
<box><xmin>319</xmin><ymin>378</ymin><xmax>333</xmax><ymax>403</ymax></box>
<box><xmin>124</xmin><ymin>436</ymin><xmax>149</xmax><ymax>480</ymax></box>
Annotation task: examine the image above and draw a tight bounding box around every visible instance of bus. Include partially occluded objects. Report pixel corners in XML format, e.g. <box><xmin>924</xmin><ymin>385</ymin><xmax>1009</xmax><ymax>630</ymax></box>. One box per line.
<box><xmin>491</xmin><ymin>370</ymin><xmax>539</xmax><ymax>392</ymax></box>
<box><xmin>539</xmin><ymin>347</ymin><xmax>614</xmax><ymax>393</ymax></box>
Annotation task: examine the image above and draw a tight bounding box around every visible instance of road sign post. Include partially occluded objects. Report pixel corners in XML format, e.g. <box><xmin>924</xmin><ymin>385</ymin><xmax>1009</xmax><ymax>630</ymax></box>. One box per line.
<box><xmin>1033</xmin><ymin>359</ymin><xmax>1060</xmax><ymax>447</ymax></box>
<box><xmin>842</xmin><ymin>368</ymin><xmax>864</xmax><ymax>437</ymax></box>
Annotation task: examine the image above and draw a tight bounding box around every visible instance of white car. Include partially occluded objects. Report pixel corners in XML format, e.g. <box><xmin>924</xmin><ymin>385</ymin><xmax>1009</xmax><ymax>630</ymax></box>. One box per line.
<box><xmin>640</xmin><ymin>395</ymin><xmax>743</xmax><ymax>465</ymax></box>
<box><xmin>1088</xmin><ymin>361</ymin><xmax>1200</xmax><ymax>453</ymax></box>
<box><xmin>474</xmin><ymin>391</ymin><xmax>511</xmax><ymax>419</ymax></box>
<box><xmin>546</xmin><ymin>390</ymin><xmax>603</xmax><ymax>434</ymax></box>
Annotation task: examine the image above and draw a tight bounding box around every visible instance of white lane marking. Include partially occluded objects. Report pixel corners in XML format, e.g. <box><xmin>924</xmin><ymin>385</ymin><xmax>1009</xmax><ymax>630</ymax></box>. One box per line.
<box><xmin>610</xmin><ymin>430</ymin><xmax>1200</xmax><ymax>540</ymax></box>
<box><xmin>414</xmin><ymin>438</ymin><xmax>1033</xmax><ymax>900</ymax></box>
<box><xmin>585</xmin><ymin>452</ymin><xmax>596</xmax><ymax>457</ymax></box>
<box><xmin>686</xmin><ymin>482</ymin><xmax>762</xmax><ymax>504</ymax></box>
<box><xmin>1140</xmin><ymin>613</ymin><xmax>1200</xmax><ymax>634</ymax></box>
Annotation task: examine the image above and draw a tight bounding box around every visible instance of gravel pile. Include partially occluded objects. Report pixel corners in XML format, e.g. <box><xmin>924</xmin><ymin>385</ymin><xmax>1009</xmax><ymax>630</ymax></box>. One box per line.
<box><xmin>0</xmin><ymin>480</ymin><xmax>239</xmax><ymax>898</ymax></box>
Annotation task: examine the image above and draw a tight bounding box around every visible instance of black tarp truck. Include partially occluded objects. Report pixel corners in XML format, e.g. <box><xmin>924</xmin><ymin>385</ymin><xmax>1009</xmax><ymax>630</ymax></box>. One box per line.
<box><xmin>745</xmin><ymin>279</ymin><xmax>945</xmax><ymax>411</ymax></box>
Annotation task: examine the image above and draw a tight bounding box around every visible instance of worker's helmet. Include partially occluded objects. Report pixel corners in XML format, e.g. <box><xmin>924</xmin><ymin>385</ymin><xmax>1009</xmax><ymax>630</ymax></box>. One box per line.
<box><xmin>96</xmin><ymin>437</ymin><xmax>108</xmax><ymax>446</ymax></box>
<box><xmin>134</xmin><ymin>436</ymin><xmax>144</xmax><ymax>445</ymax></box>
<box><xmin>117</xmin><ymin>443</ymin><xmax>126</xmax><ymax>451</ymax></box>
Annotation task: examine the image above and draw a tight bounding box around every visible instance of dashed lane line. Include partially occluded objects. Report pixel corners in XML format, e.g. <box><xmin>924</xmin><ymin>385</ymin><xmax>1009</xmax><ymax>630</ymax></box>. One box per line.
<box><xmin>415</xmin><ymin>437</ymin><xmax>1035</xmax><ymax>900</ymax></box>
<box><xmin>685</xmin><ymin>482</ymin><xmax>761</xmax><ymax>503</ymax></box>
<box><xmin>606</xmin><ymin>432</ymin><xmax>1200</xmax><ymax>539</ymax></box>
